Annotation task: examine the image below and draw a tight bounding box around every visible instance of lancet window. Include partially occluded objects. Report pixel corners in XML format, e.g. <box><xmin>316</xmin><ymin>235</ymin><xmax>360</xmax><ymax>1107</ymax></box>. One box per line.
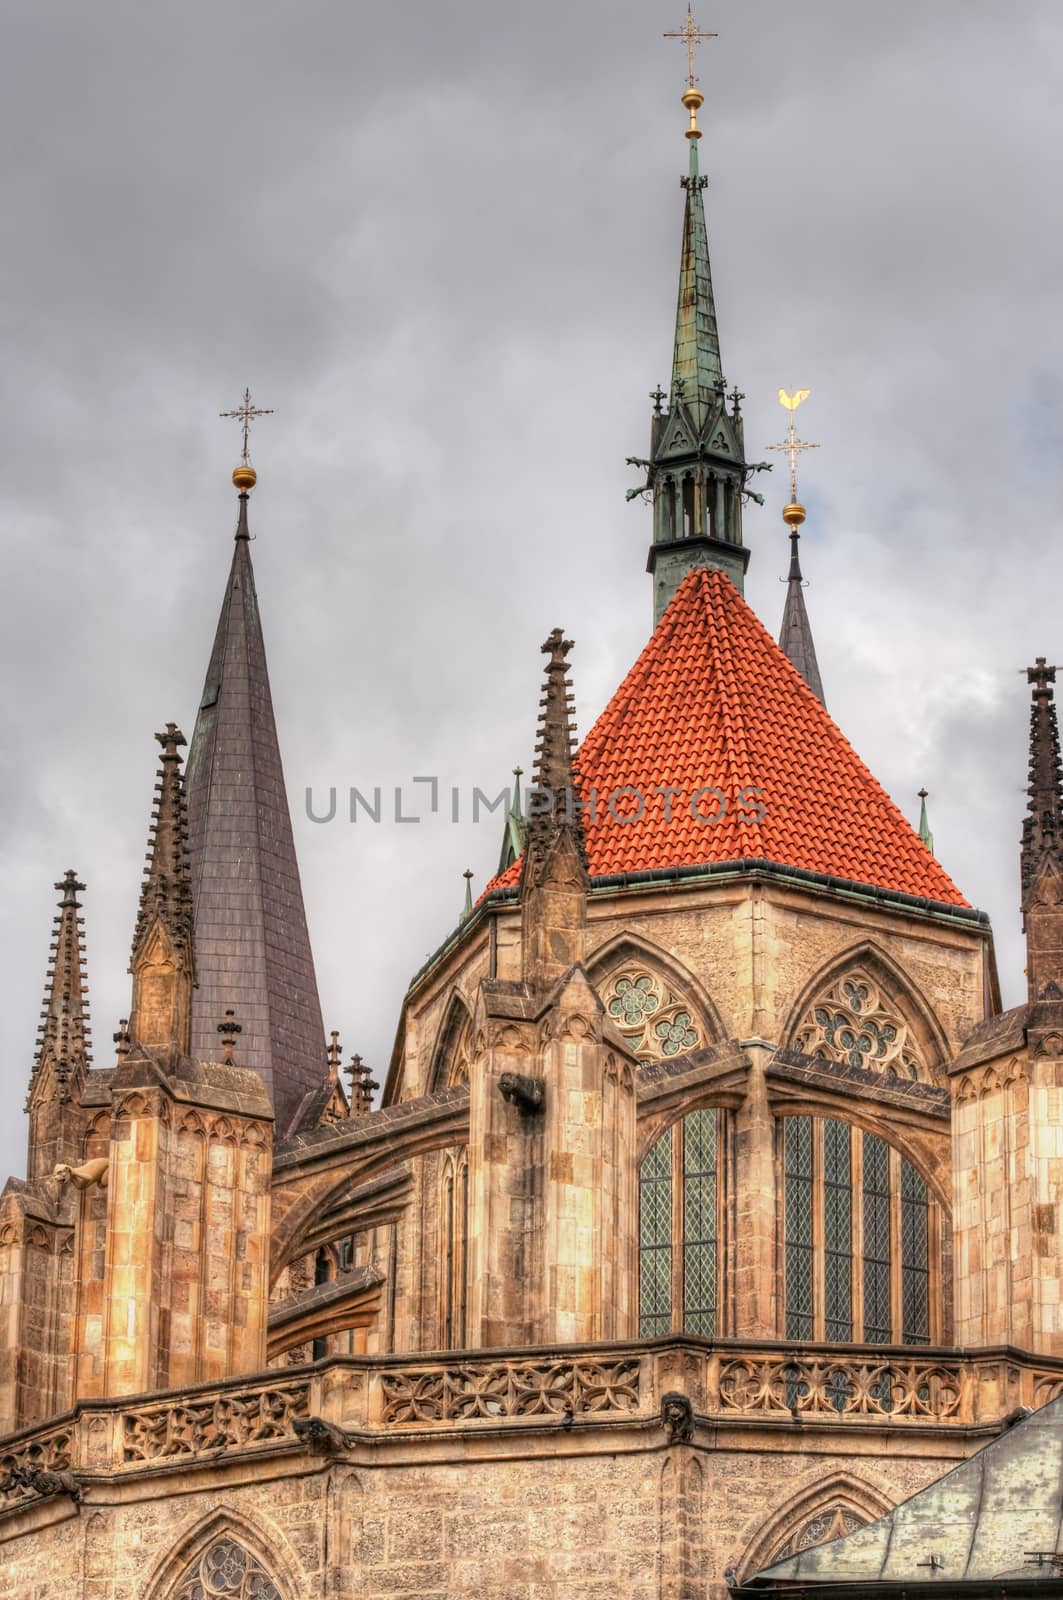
<box><xmin>440</xmin><ymin>1149</ymin><xmax>469</xmax><ymax>1349</ymax></box>
<box><xmin>173</xmin><ymin>1537</ymin><xmax>283</xmax><ymax>1599</ymax></box>
<box><xmin>639</xmin><ymin>1109</ymin><xmax>724</xmax><ymax>1337</ymax></box>
<box><xmin>606</xmin><ymin>969</ymin><xmax>702</xmax><ymax>1062</ymax></box>
<box><xmin>792</xmin><ymin>969</ymin><xmax>924</xmax><ymax>1080</ymax></box>
<box><xmin>782</xmin><ymin>1116</ymin><xmax>935</xmax><ymax>1345</ymax></box>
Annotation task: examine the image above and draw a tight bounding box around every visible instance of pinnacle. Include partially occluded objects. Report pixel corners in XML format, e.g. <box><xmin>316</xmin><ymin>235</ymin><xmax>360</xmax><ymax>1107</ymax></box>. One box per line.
<box><xmin>30</xmin><ymin>869</ymin><xmax>92</xmax><ymax>1104</ymax></box>
<box><xmin>131</xmin><ymin>722</ymin><xmax>194</xmax><ymax>973</ymax></box>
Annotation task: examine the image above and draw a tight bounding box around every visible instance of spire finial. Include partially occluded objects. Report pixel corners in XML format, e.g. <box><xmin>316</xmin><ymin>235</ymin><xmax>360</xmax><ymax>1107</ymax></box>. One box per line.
<box><xmin>461</xmin><ymin>868</ymin><xmax>474</xmax><ymax>921</ymax></box>
<box><xmin>327</xmin><ymin>1029</ymin><xmax>342</xmax><ymax>1080</ymax></box>
<box><xmin>525</xmin><ymin>629</ymin><xmax>588</xmax><ymax>869</ymax></box>
<box><xmin>769</xmin><ymin>388</ymin><xmax>819</xmax><ymax>525</ymax></box>
<box><xmin>345</xmin><ymin>1052</ymin><xmax>379</xmax><ymax>1117</ymax></box>
<box><xmin>129</xmin><ymin>722</ymin><xmax>196</xmax><ymax>1052</ymax></box>
<box><xmin>220</xmin><ymin>387</ymin><xmax>273</xmax><ymax>495</ymax></box>
<box><xmin>1022</xmin><ymin>659</ymin><xmax>1063</xmax><ymax>914</ymax></box>
<box><xmin>917</xmin><ymin>789</ymin><xmax>935</xmax><ymax>854</ymax></box>
<box><xmin>30</xmin><ymin>869</ymin><xmax>92</xmax><ymax>1105</ymax></box>
<box><xmin>664</xmin><ymin>5</ymin><xmax>717</xmax><ymax>138</ymax></box>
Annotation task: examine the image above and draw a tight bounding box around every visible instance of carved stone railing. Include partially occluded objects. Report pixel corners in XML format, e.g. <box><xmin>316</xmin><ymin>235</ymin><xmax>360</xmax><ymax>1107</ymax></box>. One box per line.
<box><xmin>0</xmin><ymin>1421</ymin><xmax>75</xmax><ymax>1510</ymax></box>
<box><xmin>122</xmin><ymin>1378</ymin><xmax>311</xmax><ymax>1463</ymax></box>
<box><xmin>2</xmin><ymin>1342</ymin><xmax>1063</xmax><ymax>1507</ymax></box>
<box><xmin>379</xmin><ymin>1357</ymin><xmax>641</xmax><ymax>1425</ymax></box>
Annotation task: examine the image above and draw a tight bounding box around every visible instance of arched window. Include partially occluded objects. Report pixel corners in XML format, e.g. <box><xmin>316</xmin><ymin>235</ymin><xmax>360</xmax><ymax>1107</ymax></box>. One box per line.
<box><xmin>781</xmin><ymin>1116</ymin><xmax>936</xmax><ymax>1345</ymax></box>
<box><xmin>639</xmin><ymin>1110</ymin><xmax>725</xmax><ymax>1337</ymax></box>
<box><xmin>173</xmin><ymin>1536</ymin><xmax>283</xmax><ymax>1599</ymax></box>
<box><xmin>770</xmin><ymin>1504</ymin><xmax>869</xmax><ymax>1563</ymax></box>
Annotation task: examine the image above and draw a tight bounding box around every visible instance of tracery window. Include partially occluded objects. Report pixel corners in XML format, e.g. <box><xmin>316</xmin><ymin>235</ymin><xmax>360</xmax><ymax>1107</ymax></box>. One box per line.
<box><xmin>770</xmin><ymin>1504</ymin><xmax>869</xmax><ymax>1563</ymax></box>
<box><xmin>782</xmin><ymin>1117</ymin><xmax>936</xmax><ymax>1345</ymax></box>
<box><xmin>173</xmin><ymin>1537</ymin><xmax>282</xmax><ymax>1599</ymax></box>
<box><xmin>793</xmin><ymin>970</ymin><xmax>923</xmax><ymax>1080</ymax></box>
<box><xmin>606</xmin><ymin>970</ymin><xmax>701</xmax><ymax>1062</ymax></box>
<box><xmin>639</xmin><ymin>1110</ymin><xmax>724</xmax><ymax>1337</ymax></box>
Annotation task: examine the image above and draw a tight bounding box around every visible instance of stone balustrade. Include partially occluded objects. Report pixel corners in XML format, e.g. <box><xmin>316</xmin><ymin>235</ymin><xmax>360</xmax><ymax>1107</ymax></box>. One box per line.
<box><xmin>1</xmin><ymin>1340</ymin><xmax>1061</xmax><ymax>1510</ymax></box>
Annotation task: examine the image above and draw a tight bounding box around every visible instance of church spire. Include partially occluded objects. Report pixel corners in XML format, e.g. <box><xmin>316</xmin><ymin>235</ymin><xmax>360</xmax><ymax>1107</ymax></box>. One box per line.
<box><xmin>521</xmin><ymin>630</ymin><xmax>588</xmax><ymax>985</ymax></box>
<box><xmin>632</xmin><ymin>14</ymin><xmax>763</xmax><ymax>627</ymax></box>
<box><xmin>772</xmin><ymin>389</ymin><xmax>824</xmax><ymax>702</ymax></box>
<box><xmin>128</xmin><ymin>724</ymin><xmax>195</xmax><ymax>1055</ymax></box>
<box><xmin>29</xmin><ymin>870</ymin><xmax>91</xmax><ymax>1107</ymax></box>
<box><xmin>185</xmin><ymin>452</ymin><xmax>326</xmax><ymax>1132</ymax></box>
<box><xmin>1021</xmin><ymin>659</ymin><xmax>1063</xmax><ymax>1005</ymax></box>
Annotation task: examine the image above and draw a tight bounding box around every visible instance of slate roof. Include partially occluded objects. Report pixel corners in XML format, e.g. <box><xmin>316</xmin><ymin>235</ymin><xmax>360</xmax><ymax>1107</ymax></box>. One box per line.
<box><xmin>744</xmin><ymin>1394</ymin><xmax>1063</xmax><ymax>1590</ymax></box>
<box><xmin>779</xmin><ymin>531</ymin><xmax>825</xmax><ymax>704</ymax></box>
<box><xmin>487</xmin><ymin>567</ymin><xmax>966</xmax><ymax>907</ymax></box>
<box><xmin>184</xmin><ymin>498</ymin><xmax>326</xmax><ymax>1134</ymax></box>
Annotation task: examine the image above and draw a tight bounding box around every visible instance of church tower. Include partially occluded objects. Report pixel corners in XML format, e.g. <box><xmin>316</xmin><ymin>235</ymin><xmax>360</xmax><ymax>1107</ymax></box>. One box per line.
<box><xmin>185</xmin><ymin>438</ymin><xmax>327</xmax><ymax>1133</ymax></box>
<box><xmin>630</xmin><ymin>29</ymin><xmax>765</xmax><ymax>625</ymax></box>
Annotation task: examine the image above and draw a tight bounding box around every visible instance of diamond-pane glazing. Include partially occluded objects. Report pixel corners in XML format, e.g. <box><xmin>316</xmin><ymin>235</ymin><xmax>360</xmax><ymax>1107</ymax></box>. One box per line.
<box><xmin>785</xmin><ymin>1117</ymin><xmax>814</xmax><ymax>1340</ymax></box>
<box><xmin>639</xmin><ymin>1128</ymin><xmax>673</xmax><ymax>1336</ymax></box>
<box><xmin>862</xmin><ymin>1132</ymin><xmax>891</xmax><ymax>1342</ymax></box>
<box><xmin>823</xmin><ymin>1119</ymin><xmax>852</xmax><ymax>1340</ymax></box>
<box><xmin>901</xmin><ymin>1159</ymin><xmax>930</xmax><ymax>1344</ymax></box>
<box><xmin>683</xmin><ymin>1111</ymin><xmax>717</xmax><ymax>1335</ymax></box>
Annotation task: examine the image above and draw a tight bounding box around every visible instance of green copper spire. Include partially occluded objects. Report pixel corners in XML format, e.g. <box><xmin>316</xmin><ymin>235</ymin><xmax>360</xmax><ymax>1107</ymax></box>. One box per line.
<box><xmin>497</xmin><ymin>766</ymin><xmax>526</xmax><ymax>874</ymax></box>
<box><xmin>629</xmin><ymin>39</ymin><xmax>768</xmax><ymax>629</ymax></box>
<box><xmin>671</xmin><ymin>136</ymin><xmax>723</xmax><ymax>430</ymax></box>
<box><xmin>918</xmin><ymin>789</ymin><xmax>934</xmax><ymax>855</ymax></box>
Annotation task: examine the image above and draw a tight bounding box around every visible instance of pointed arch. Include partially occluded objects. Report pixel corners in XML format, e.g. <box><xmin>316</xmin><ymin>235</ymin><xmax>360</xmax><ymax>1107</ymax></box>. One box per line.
<box><xmin>426</xmin><ymin>991</ymin><xmax>473</xmax><ymax>1094</ymax></box>
<box><xmin>586</xmin><ymin>931</ymin><xmax>727</xmax><ymax>1059</ymax></box>
<box><xmin>735</xmin><ymin>1470</ymin><xmax>894</xmax><ymax>1581</ymax></box>
<box><xmin>141</xmin><ymin>1505</ymin><xmax>304</xmax><ymax>1600</ymax></box>
<box><xmin>783</xmin><ymin>940</ymin><xmax>951</xmax><ymax>1084</ymax></box>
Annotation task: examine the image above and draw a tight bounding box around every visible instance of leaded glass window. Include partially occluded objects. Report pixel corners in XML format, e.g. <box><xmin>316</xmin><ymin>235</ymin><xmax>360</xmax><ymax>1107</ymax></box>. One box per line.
<box><xmin>174</xmin><ymin>1537</ymin><xmax>282</xmax><ymax>1599</ymax></box>
<box><xmin>604</xmin><ymin>970</ymin><xmax>703</xmax><ymax>1062</ymax></box>
<box><xmin>639</xmin><ymin>1111</ymin><xmax>725</xmax><ymax>1337</ymax></box>
<box><xmin>781</xmin><ymin>1117</ymin><xmax>940</xmax><ymax>1345</ymax></box>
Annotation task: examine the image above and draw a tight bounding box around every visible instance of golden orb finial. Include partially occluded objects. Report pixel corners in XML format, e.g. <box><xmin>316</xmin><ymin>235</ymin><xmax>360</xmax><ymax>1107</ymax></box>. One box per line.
<box><xmin>681</xmin><ymin>86</ymin><xmax>704</xmax><ymax>140</ymax></box>
<box><xmin>232</xmin><ymin>463</ymin><xmax>257</xmax><ymax>494</ymax></box>
<box><xmin>782</xmin><ymin>500</ymin><xmax>806</xmax><ymax>529</ymax></box>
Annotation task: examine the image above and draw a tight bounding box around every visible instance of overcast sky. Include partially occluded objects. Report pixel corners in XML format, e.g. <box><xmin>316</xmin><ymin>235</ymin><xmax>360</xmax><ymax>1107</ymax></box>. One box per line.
<box><xmin>1</xmin><ymin>0</ymin><xmax>1060</xmax><ymax>1180</ymax></box>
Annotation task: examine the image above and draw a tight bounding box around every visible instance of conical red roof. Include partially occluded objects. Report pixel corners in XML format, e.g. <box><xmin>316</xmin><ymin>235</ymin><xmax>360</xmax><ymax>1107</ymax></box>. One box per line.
<box><xmin>490</xmin><ymin>567</ymin><xmax>966</xmax><ymax>907</ymax></box>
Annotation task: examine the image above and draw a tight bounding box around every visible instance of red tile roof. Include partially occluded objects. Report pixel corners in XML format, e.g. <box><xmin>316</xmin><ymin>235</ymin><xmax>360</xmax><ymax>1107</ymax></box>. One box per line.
<box><xmin>489</xmin><ymin>567</ymin><xmax>967</xmax><ymax>907</ymax></box>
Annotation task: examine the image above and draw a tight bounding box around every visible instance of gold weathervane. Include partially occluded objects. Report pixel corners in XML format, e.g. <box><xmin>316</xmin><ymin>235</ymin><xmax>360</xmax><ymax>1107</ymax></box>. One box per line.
<box><xmin>220</xmin><ymin>387</ymin><xmax>273</xmax><ymax>493</ymax></box>
<box><xmin>663</xmin><ymin>4</ymin><xmax>717</xmax><ymax>139</ymax></box>
<box><xmin>769</xmin><ymin>389</ymin><xmax>819</xmax><ymax>528</ymax></box>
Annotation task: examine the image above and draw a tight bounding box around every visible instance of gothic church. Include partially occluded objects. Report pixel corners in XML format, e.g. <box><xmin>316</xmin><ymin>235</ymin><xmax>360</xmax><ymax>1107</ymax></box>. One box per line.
<box><xmin>1</xmin><ymin>44</ymin><xmax>1061</xmax><ymax>1600</ymax></box>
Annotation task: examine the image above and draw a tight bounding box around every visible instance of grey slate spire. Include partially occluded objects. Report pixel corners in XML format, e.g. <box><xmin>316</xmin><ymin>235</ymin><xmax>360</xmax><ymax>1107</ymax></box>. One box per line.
<box><xmin>185</xmin><ymin>483</ymin><xmax>325</xmax><ymax>1132</ymax></box>
<box><xmin>778</xmin><ymin>524</ymin><xmax>825</xmax><ymax>704</ymax></box>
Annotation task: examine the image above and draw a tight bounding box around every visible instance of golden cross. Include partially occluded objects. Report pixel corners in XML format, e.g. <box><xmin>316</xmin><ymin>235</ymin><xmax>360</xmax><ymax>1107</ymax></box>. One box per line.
<box><xmin>769</xmin><ymin>388</ymin><xmax>819</xmax><ymax>503</ymax></box>
<box><xmin>220</xmin><ymin>387</ymin><xmax>273</xmax><ymax>465</ymax></box>
<box><xmin>663</xmin><ymin>4</ymin><xmax>718</xmax><ymax>88</ymax></box>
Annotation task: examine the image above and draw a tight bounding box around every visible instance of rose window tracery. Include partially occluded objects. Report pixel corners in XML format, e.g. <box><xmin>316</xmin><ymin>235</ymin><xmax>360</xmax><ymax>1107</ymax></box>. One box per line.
<box><xmin>605</xmin><ymin>971</ymin><xmax>701</xmax><ymax>1061</ymax></box>
<box><xmin>174</xmin><ymin>1538</ymin><xmax>282</xmax><ymax>1600</ymax></box>
<box><xmin>793</xmin><ymin>970</ymin><xmax>922</xmax><ymax>1080</ymax></box>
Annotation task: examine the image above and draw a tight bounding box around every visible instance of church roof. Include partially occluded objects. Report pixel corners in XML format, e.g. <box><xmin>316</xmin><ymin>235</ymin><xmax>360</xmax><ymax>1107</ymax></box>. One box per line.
<box><xmin>743</xmin><ymin>1393</ymin><xmax>1063</xmax><ymax>1591</ymax></box>
<box><xmin>185</xmin><ymin>492</ymin><xmax>326</xmax><ymax>1134</ymax></box>
<box><xmin>488</xmin><ymin>566</ymin><xmax>966</xmax><ymax>908</ymax></box>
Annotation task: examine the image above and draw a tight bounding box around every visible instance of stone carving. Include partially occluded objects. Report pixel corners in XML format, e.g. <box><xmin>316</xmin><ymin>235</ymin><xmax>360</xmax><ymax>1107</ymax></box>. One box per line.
<box><xmin>714</xmin><ymin>1356</ymin><xmax>962</xmax><ymax>1421</ymax></box>
<box><xmin>661</xmin><ymin>1391</ymin><xmax>694</xmax><ymax>1443</ymax></box>
<box><xmin>380</xmin><ymin>1358</ymin><xmax>640</xmax><ymax>1426</ymax></box>
<box><xmin>602</xmin><ymin>970</ymin><xmax>702</xmax><ymax>1062</ymax></box>
<box><xmin>793</xmin><ymin>969</ymin><xmax>923</xmax><ymax>1080</ymax></box>
<box><xmin>3</xmin><ymin>1462</ymin><xmax>81</xmax><ymax>1502</ymax></box>
<box><xmin>0</xmin><ymin>1428</ymin><xmax>75</xmax><ymax>1510</ymax></box>
<box><xmin>122</xmin><ymin>1381</ymin><xmax>310</xmax><ymax>1462</ymax></box>
<box><xmin>174</xmin><ymin>1537</ymin><xmax>283</xmax><ymax>1600</ymax></box>
<box><xmin>499</xmin><ymin>1072</ymin><xmax>546</xmax><ymax>1113</ymax></box>
<box><xmin>53</xmin><ymin>1156</ymin><xmax>109</xmax><ymax>1190</ymax></box>
<box><xmin>293</xmin><ymin>1415</ymin><xmax>357</xmax><ymax>1453</ymax></box>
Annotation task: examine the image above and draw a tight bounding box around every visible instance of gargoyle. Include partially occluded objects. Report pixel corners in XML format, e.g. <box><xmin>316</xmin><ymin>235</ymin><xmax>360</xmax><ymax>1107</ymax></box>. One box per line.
<box><xmin>661</xmin><ymin>1391</ymin><xmax>694</xmax><ymax>1444</ymax></box>
<box><xmin>53</xmin><ymin>1158</ymin><xmax>109</xmax><ymax>1191</ymax></box>
<box><xmin>293</xmin><ymin>1415</ymin><xmax>357</xmax><ymax>1453</ymax></box>
<box><xmin>499</xmin><ymin>1073</ymin><xmax>545</xmax><ymax>1114</ymax></box>
<box><xmin>5</xmin><ymin>1462</ymin><xmax>82</xmax><ymax>1502</ymax></box>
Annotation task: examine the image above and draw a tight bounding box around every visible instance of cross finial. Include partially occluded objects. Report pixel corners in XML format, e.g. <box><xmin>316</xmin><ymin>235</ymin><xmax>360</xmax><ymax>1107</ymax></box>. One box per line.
<box><xmin>650</xmin><ymin>384</ymin><xmax>667</xmax><ymax>416</ymax></box>
<box><xmin>1028</xmin><ymin>658</ymin><xmax>1058</xmax><ymax>693</ymax></box>
<box><xmin>769</xmin><ymin>388</ymin><xmax>820</xmax><ymax>505</ymax></box>
<box><xmin>664</xmin><ymin>4</ymin><xmax>718</xmax><ymax>89</ymax></box>
<box><xmin>217</xmin><ymin>1007</ymin><xmax>242</xmax><ymax>1065</ymax></box>
<box><xmin>220</xmin><ymin>387</ymin><xmax>273</xmax><ymax>467</ymax></box>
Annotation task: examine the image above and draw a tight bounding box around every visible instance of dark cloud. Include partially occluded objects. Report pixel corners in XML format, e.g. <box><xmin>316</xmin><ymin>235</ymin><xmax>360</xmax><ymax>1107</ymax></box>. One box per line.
<box><xmin>1</xmin><ymin>0</ymin><xmax>1059</xmax><ymax>1177</ymax></box>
